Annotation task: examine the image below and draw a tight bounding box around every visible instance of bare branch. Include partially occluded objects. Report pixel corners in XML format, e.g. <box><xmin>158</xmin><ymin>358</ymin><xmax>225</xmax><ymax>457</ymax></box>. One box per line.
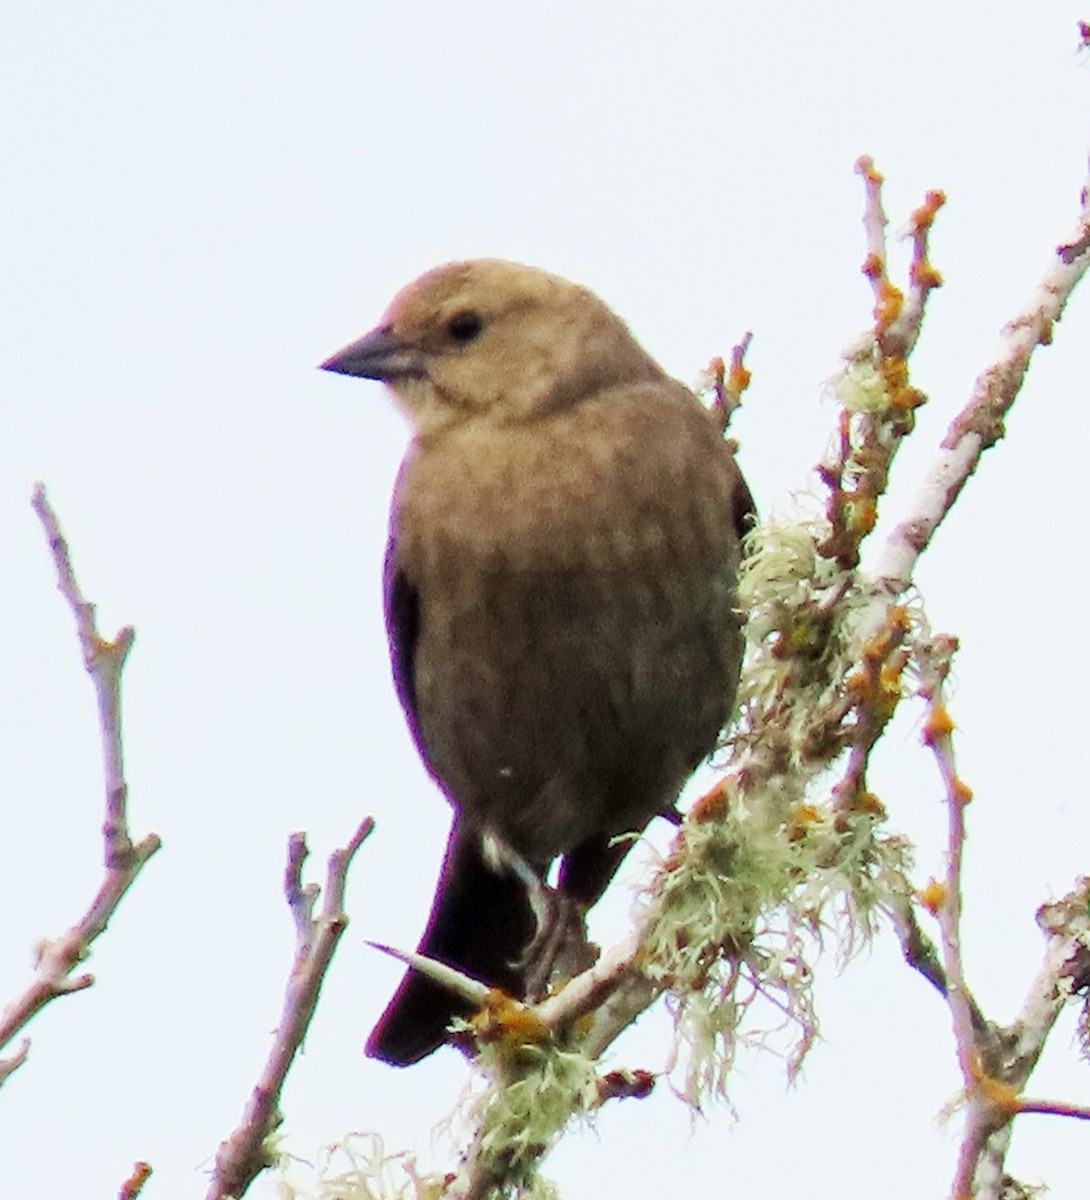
<box><xmin>367</xmin><ymin>942</ymin><xmax>492</xmax><ymax>1010</ymax></box>
<box><xmin>917</xmin><ymin>721</ymin><xmax>1090</xmax><ymax>1200</ymax></box>
<box><xmin>874</xmin><ymin>160</ymin><xmax>1090</xmax><ymax>594</ymax></box>
<box><xmin>205</xmin><ymin>818</ymin><xmax>374</xmax><ymax>1200</ymax></box>
<box><xmin>702</xmin><ymin>330</ymin><xmax>754</xmax><ymax>435</ymax></box>
<box><xmin>440</xmin><ymin>144</ymin><xmax>1090</xmax><ymax>1196</ymax></box>
<box><xmin>914</xmin><ymin>642</ymin><xmax>1000</xmax><ymax>1200</ymax></box>
<box><xmin>0</xmin><ymin>487</ymin><xmax>161</xmax><ymax>1077</ymax></box>
<box><xmin>1016</xmin><ymin>1097</ymin><xmax>1090</xmax><ymax>1122</ymax></box>
<box><xmin>118</xmin><ymin>1161</ymin><xmax>153</xmax><ymax>1200</ymax></box>
<box><xmin>0</xmin><ymin>1039</ymin><xmax>30</xmax><ymax>1085</ymax></box>
<box><xmin>855</xmin><ymin>154</ymin><xmax>945</xmax><ymax>360</ymax></box>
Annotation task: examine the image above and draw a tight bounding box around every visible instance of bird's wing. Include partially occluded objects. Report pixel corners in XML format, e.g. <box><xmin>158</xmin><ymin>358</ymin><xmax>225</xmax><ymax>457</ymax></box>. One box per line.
<box><xmin>731</xmin><ymin>462</ymin><xmax>758</xmax><ymax>542</ymax></box>
<box><xmin>383</xmin><ymin>530</ymin><xmax>423</xmax><ymax>749</ymax></box>
<box><xmin>366</xmin><ymin>819</ymin><xmax>536</xmax><ymax>1065</ymax></box>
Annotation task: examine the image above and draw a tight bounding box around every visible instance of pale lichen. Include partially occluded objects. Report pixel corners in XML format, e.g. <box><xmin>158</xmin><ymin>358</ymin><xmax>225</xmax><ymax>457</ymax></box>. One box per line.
<box><xmin>451</xmin><ymin>1041</ymin><xmax>599</xmax><ymax>1199</ymax></box>
<box><xmin>272</xmin><ymin>1134</ymin><xmax>446</xmax><ymax>1200</ymax></box>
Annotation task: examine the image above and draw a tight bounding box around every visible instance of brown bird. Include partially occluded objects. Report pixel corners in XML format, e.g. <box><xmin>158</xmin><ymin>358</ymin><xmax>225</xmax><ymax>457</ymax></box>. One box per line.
<box><xmin>322</xmin><ymin>260</ymin><xmax>754</xmax><ymax>1066</ymax></box>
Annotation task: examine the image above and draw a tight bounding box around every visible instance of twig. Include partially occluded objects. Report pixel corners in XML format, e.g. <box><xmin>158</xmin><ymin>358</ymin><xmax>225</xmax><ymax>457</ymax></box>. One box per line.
<box><xmin>366</xmin><ymin>941</ymin><xmax>491</xmax><ymax>1010</ymax></box>
<box><xmin>819</xmin><ymin>163</ymin><xmax>937</xmax><ymax>571</ymax></box>
<box><xmin>1016</xmin><ymin>1097</ymin><xmax>1090</xmax><ymax>1121</ymax></box>
<box><xmin>204</xmin><ymin>818</ymin><xmax>374</xmax><ymax>1200</ymax></box>
<box><xmin>0</xmin><ymin>1040</ymin><xmax>30</xmax><ymax>1084</ymax></box>
<box><xmin>856</xmin><ymin>154</ymin><xmax>946</xmax><ymax>359</ymax></box>
<box><xmin>917</xmin><ymin>626</ymin><xmax>1090</xmax><ymax>1196</ymax></box>
<box><xmin>418</xmin><ymin>149</ymin><xmax>1090</xmax><ymax>1199</ymax></box>
<box><xmin>873</xmin><ymin>158</ymin><xmax>1090</xmax><ymax>594</ymax></box>
<box><xmin>916</xmin><ymin>644</ymin><xmax>997</xmax><ymax>1200</ymax></box>
<box><xmin>118</xmin><ymin>1161</ymin><xmax>153</xmax><ymax>1200</ymax></box>
<box><xmin>705</xmin><ymin>331</ymin><xmax>753</xmax><ymax>435</ymax></box>
<box><xmin>0</xmin><ymin>487</ymin><xmax>161</xmax><ymax>1080</ymax></box>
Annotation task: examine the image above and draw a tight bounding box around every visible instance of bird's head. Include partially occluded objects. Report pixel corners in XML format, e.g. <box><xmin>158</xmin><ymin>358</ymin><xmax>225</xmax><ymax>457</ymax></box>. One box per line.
<box><xmin>320</xmin><ymin>259</ymin><xmax>663</xmax><ymax>436</ymax></box>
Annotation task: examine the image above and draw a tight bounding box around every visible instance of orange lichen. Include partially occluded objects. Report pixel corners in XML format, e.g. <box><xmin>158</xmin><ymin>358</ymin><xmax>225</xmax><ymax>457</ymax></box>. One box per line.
<box><xmin>975</xmin><ymin>1074</ymin><xmax>1022</xmax><ymax>1115</ymax></box>
<box><xmin>861</xmin><ymin>252</ymin><xmax>884</xmax><ymax>280</ymax></box>
<box><xmin>879</xmin><ymin>663</ymin><xmax>900</xmax><ymax>686</ymax></box>
<box><xmin>892</xmin><ymin>385</ymin><xmax>927</xmax><ymax>412</ymax></box>
<box><xmin>852</xmin><ymin>790</ymin><xmax>886</xmax><ymax>817</ymax></box>
<box><xmin>862</xmin><ymin>610</ymin><xmax>907</xmax><ymax>666</ymax></box>
<box><xmin>855</xmin><ymin>156</ymin><xmax>884</xmax><ymax>186</ymax></box>
<box><xmin>874</xmin><ymin>281</ymin><xmax>904</xmax><ymax>332</ymax></box>
<box><xmin>729</xmin><ymin>357</ymin><xmax>752</xmax><ymax>394</ymax></box>
<box><xmin>879</xmin><ymin>355</ymin><xmax>908</xmax><ymax>390</ymax></box>
<box><xmin>844</xmin><ymin>668</ymin><xmax>867</xmax><ymax>697</ymax></box>
<box><xmin>847</xmin><ymin>496</ymin><xmax>877</xmax><ymax>536</ymax></box>
<box><xmin>922</xmin><ymin>705</ymin><xmax>955</xmax><ymax>744</ymax></box>
<box><xmin>470</xmin><ymin>989</ymin><xmax>549</xmax><ymax>1051</ymax></box>
<box><xmin>887</xmin><ymin>605</ymin><xmax>910</xmax><ymax>633</ymax></box>
<box><xmin>787</xmin><ymin>803</ymin><xmax>822</xmax><ymax>841</ymax></box>
<box><xmin>918</xmin><ymin>878</ymin><xmax>947</xmax><ymax>915</ymax></box>
<box><xmin>910</xmin><ymin>189</ymin><xmax>946</xmax><ymax>231</ymax></box>
<box><xmin>910</xmin><ymin>260</ymin><xmax>944</xmax><ymax>291</ymax></box>
<box><xmin>952</xmin><ymin>779</ymin><xmax>974</xmax><ymax>806</ymax></box>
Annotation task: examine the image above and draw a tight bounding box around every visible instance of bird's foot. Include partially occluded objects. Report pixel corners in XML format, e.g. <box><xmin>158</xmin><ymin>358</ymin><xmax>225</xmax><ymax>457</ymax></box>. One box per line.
<box><xmin>522</xmin><ymin>891</ymin><xmax>596</xmax><ymax>1001</ymax></box>
<box><xmin>479</xmin><ymin>831</ymin><xmax>597</xmax><ymax>1000</ymax></box>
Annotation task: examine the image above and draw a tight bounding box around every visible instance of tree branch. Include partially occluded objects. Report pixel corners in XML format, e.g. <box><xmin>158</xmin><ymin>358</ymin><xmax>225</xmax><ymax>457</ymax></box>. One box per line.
<box><xmin>873</xmin><ymin>162</ymin><xmax>1090</xmax><ymax>594</ymax></box>
<box><xmin>205</xmin><ymin>819</ymin><xmax>374</xmax><ymax>1200</ymax></box>
<box><xmin>0</xmin><ymin>487</ymin><xmax>161</xmax><ymax>1081</ymax></box>
<box><xmin>431</xmin><ymin>145</ymin><xmax>1090</xmax><ymax>1199</ymax></box>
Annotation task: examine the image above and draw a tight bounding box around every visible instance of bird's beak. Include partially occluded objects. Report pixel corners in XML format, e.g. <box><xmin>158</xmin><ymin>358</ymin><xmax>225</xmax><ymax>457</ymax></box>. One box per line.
<box><xmin>319</xmin><ymin>326</ymin><xmax>426</xmax><ymax>381</ymax></box>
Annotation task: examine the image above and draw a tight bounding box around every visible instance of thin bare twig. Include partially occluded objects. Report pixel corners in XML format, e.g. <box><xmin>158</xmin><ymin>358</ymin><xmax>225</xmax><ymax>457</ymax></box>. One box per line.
<box><xmin>0</xmin><ymin>486</ymin><xmax>161</xmax><ymax>1081</ymax></box>
<box><xmin>205</xmin><ymin>818</ymin><xmax>373</xmax><ymax>1200</ymax></box>
<box><xmin>367</xmin><ymin>942</ymin><xmax>491</xmax><ymax>1010</ymax></box>
<box><xmin>0</xmin><ymin>1039</ymin><xmax>30</xmax><ymax>1084</ymax></box>
<box><xmin>118</xmin><ymin>1161</ymin><xmax>153</xmax><ymax>1200</ymax></box>
<box><xmin>705</xmin><ymin>331</ymin><xmax>753</xmax><ymax>435</ymax></box>
<box><xmin>915</xmin><ymin>644</ymin><xmax>998</xmax><ymax>1200</ymax></box>
<box><xmin>916</xmin><ymin>627</ymin><xmax>1090</xmax><ymax>1197</ymax></box>
<box><xmin>873</xmin><ymin>160</ymin><xmax>1090</xmax><ymax>594</ymax></box>
<box><xmin>855</xmin><ymin>154</ymin><xmax>946</xmax><ymax>360</ymax></box>
<box><xmin>1016</xmin><ymin>1097</ymin><xmax>1090</xmax><ymax>1121</ymax></box>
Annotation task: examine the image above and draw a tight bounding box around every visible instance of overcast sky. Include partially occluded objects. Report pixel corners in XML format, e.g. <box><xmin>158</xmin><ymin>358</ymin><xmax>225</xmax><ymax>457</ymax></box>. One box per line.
<box><xmin>4</xmin><ymin>4</ymin><xmax>1090</xmax><ymax>1198</ymax></box>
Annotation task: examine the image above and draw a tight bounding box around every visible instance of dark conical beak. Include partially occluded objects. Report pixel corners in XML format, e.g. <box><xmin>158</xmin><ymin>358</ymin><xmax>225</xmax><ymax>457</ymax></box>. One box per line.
<box><xmin>319</xmin><ymin>326</ymin><xmax>427</xmax><ymax>381</ymax></box>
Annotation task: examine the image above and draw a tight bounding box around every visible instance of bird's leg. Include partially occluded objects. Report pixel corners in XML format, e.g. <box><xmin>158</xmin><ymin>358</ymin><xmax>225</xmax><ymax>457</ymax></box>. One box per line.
<box><xmin>480</xmin><ymin>832</ymin><xmax>595</xmax><ymax>1001</ymax></box>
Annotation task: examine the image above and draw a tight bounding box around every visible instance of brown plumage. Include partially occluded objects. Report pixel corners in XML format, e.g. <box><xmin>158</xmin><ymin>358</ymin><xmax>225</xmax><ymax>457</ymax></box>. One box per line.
<box><xmin>321</xmin><ymin>260</ymin><xmax>754</xmax><ymax>1065</ymax></box>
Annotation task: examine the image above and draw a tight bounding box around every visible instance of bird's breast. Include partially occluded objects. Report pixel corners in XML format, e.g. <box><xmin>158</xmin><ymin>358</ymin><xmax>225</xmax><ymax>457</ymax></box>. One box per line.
<box><xmin>388</xmin><ymin>385</ymin><xmax>746</xmax><ymax>861</ymax></box>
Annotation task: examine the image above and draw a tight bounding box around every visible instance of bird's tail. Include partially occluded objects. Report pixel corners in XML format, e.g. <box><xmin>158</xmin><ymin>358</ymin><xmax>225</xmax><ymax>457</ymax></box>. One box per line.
<box><xmin>365</xmin><ymin>820</ymin><xmax>536</xmax><ymax>1066</ymax></box>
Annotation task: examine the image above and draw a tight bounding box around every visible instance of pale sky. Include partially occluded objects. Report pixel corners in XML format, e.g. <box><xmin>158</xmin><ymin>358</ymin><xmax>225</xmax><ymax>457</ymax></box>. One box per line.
<box><xmin>4</xmin><ymin>4</ymin><xmax>1090</xmax><ymax>1198</ymax></box>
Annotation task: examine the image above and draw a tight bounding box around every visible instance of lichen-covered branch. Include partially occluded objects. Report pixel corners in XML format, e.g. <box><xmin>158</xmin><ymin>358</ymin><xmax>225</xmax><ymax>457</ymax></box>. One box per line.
<box><xmin>419</xmin><ymin>163</ymin><xmax>946</xmax><ymax>1199</ymax></box>
<box><xmin>0</xmin><ymin>486</ymin><xmax>161</xmax><ymax>1083</ymax></box>
<box><xmin>205</xmin><ymin>819</ymin><xmax>373</xmax><ymax>1200</ymax></box>
<box><xmin>431</xmin><ymin>147</ymin><xmax>1090</xmax><ymax>1199</ymax></box>
<box><xmin>285</xmin><ymin>130</ymin><xmax>1090</xmax><ymax>1200</ymax></box>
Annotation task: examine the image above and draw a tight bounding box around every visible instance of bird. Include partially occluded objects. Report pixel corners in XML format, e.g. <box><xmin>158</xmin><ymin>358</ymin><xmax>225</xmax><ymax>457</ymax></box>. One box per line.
<box><xmin>321</xmin><ymin>259</ymin><xmax>754</xmax><ymax>1066</ymax></box>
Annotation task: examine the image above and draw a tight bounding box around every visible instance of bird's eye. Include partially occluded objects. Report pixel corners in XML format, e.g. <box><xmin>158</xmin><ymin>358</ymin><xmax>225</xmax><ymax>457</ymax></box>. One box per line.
<box><xmin>446</xmin><ymin>311</ymin><xmax>484</xmax><ymax>342</ymax></box>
